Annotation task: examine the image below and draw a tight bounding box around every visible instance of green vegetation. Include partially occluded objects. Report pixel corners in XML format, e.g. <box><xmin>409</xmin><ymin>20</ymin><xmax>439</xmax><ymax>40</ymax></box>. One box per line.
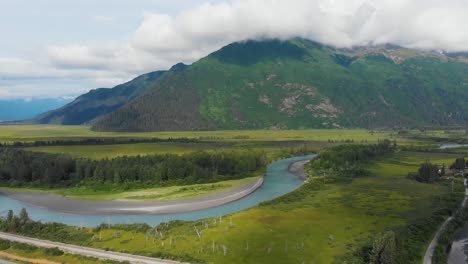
<box><xmin>55</xmin><ymin>176</ymin><xmax>261</xmax><ymax>201</ymax></box>
<box><xmin>2</xmin><ymin>146</ymin><xmax>463</xmax><ymax>263</ymax></box>
<box><xmin>91</xmin><ymin>39</ymin><xmax>468</xmax><ymax>132</ymax></box>
<box><xmin>27</xmin><ymin>143</ymin><xmax>198</xmax><ymax>159</ymax></box>
<box><xmin>0</xmin><ymin>147</ymin><xmax>266</xmax><ymax>191</ymax></box>
<box><xmin>432</xmin><ymin>206</ymin><xmax>468</xmax><ymax>263</ymax></box>
<box><xmin>0</xmin><ymin>125</ymin><xmax>410</xmax><ymax>143</ymax></box>
<box><xmin>0</xmin><ymin>238</ymin><xmax>125</xmax><ymax>264</ymax></box>
<box><xmin>0</xmin><ymin>176</ymin><xmax>261</xmax><ymax>201</ymax></box>
<box><xmin>34</xmin><ymin>68</ymin><xmax>173</xmax><ymax>125</ymax></box>
<box><xmin>1</xmin><ymin>125</ymin><xmax>467</xmax><ymax>263</ymax></box>
<box><xmin>306</xmin><ymin>140</ymin><xmax>395</xmax><ymax>179</ymax></box>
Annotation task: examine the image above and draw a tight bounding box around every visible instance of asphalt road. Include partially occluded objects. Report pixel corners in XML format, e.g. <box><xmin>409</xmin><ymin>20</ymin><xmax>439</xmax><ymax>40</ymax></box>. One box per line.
<box><xmin>423</xmin><ymin>179</ymin><xmax>468</xmax><ymax>264</ymax></box>
<box><xmin>0</xmin><ymin>232</ymin><xmax>184</xmax><ymax>264</ymax></box>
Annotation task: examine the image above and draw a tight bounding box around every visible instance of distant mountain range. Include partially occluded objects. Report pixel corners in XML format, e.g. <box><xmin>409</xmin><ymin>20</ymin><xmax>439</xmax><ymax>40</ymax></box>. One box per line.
<box><xmin>0</xmin><ymin>98</ymin><xmax>71</xmax><ymax>121</ymax></box>
<box><xmin>34</xmin><ymin>38</ymin><xmax>468</xmax><ymax>131</ymax></box>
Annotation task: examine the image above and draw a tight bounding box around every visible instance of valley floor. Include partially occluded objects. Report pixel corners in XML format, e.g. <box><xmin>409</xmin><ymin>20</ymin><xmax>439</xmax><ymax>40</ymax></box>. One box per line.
<box><xmin>1</xmin><ymin>126</ymin><xmax>467</xmax><ymax>263</ymax></box>
<box><xmin>3</xmin><ymin>150</ymin><xmax>459</xmax><ymax>264</ymax></box>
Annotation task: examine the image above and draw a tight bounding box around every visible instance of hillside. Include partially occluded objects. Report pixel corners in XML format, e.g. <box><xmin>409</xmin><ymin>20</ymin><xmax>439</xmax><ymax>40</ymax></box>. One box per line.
<box><xmin>91</xmin><ymin>39</ymin><xmax>468</xmax><ymax>131</ymax></box>
<box><xmin>34</xmin><ymin>63</ymin><xmax>187</xmax><ymax>125</ymax></box>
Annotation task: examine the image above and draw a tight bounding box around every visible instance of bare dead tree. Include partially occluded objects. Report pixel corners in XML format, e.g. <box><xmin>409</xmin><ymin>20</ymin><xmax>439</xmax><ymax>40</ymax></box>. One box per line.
<box><xmin>222</xmin><ymin>245</ymin><xmax>228</xmax><ymax>256</ymax></box>
<box><xmin>195</xmin><ymin>227</ymin><xmax>202</xmax><ymax>239</ymax></box>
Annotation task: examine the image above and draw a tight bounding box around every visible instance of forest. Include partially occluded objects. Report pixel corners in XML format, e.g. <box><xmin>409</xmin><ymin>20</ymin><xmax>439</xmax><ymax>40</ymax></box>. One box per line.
<box><xmin>307</xmin><ymin>139</ymin><xmax>395</xmax><ymax>178</ymax></box>
<box><xmin>0</xmin><ymin>147</ymin><xmax>266</xmax><ymax>189</ymax></box>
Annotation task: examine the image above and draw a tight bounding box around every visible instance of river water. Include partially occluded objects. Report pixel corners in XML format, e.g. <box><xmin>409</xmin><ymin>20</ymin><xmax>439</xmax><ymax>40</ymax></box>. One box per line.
<box><xmin>0</xmin><ymin>155</ymin><xmax>316</xmax><ymax>227</ymax></box>
<box><xmin>439</xmin><ymin>143</ymin><xmax>468</xmax><ymax>149</ymax></box>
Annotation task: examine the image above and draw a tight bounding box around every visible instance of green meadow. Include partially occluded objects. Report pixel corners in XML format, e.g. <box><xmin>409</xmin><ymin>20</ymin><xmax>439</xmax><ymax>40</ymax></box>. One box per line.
<box><xmin>56</xmin><ymin>176</ymin><xmax>261</xmax><ymax>201</ymax></box>
<box><xmin>1</xmin><ymin>125</ymin><xmax>415</xmax><ymax>143</ymax></box>
<box><xmin>0</xmin><ymin>125</ymin><xmax>465</xmax><ymax>263</ymax></box>
<box><xmin>69</xmin><ymin>151</ymin><xmax>461</xmax><ymax>264</ymax></box>
<box><xmin>0</xmin><ymin>239</ymin><xmax>116</xmax><ymax>264</ymax></box>
<box><xmin>0</xmin><ymin>125</ymin><xmax>434</xmax><ymax>160</ymax></box>
<box><xmin>26</xmin><ymin>142</ymin><xmax>200</xmax><ymax>159</ymax></box>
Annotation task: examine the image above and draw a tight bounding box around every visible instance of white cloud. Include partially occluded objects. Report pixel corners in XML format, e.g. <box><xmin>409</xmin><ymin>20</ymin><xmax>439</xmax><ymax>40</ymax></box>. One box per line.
<box><xmin>47</xmin><ymin>45</ymin><xmax>111</xmax><ymax>70</ymax></box>
<box><xmin>2</xmin><ymin>0</ymin><xmax>468</xmax><ymax>99</ymax></box>
<box><xmin>48</xmin><ymin>0</ymin><xmax>468</xmax><ymax>76</ymax></box>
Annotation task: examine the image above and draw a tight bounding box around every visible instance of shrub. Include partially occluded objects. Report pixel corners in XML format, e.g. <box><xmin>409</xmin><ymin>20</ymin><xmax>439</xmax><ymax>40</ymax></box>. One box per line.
<box><xmin>42</xmin><ymin>247</ymin><xmax>64</xmax><ymax>256</ymax></box>
<box><xmin>0</xmin><ymin>239</ymin><xmax>11</xmax><ymax>250</ymax></box>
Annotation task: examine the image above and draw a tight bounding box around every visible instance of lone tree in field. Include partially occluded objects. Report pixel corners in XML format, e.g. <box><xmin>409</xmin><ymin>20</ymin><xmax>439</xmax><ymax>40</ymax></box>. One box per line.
<box><xmin>416</xmin><ymin>161</ymin><xmax>438</xmax><ymax>183</ymax></box>
<box><xmin>452</xmin><ymin>157</ymin><xmax>466</xmax><ymax>170</ymax></box>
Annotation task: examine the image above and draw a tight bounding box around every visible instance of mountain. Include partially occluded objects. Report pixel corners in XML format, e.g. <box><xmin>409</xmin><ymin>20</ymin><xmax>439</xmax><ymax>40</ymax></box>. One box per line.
<box><xmin>34</xmin><ymin>63</ymin><xmax>187</xmax><ymax>125</ymax></box>
<box><xmin>0</xmin><ymin>98</ymin><xmax>72</xmax><ymax>121</ymax></box>
<box><xmin>90</xmin><ymin>38</ymin><xmax>468</xmax><ymax>131</ymax></box>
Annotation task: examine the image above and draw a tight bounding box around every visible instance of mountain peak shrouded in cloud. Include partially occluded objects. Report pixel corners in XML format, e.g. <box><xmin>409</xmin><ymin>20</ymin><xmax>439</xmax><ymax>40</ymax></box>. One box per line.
<box><xmin>1</xmin><ymin>0</ymin><xmax>468</xmax><ymax>98</ymax></box>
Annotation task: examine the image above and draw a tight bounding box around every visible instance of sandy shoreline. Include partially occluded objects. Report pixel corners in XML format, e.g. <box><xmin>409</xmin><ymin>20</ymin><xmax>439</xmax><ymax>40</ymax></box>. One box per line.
<box><xmin>0</xmin><ymin>178</ymin><xmax>264</xmax><ymax>215</ymax></box>
<box><xmin>287</xmin><ymin>159</ymin><xmax>310</xmax><ymax>180</ymax></box>
<box><xmin>0</xmin><ymin>158</ymin><xmax>310</xmax><ymax>216</ymax></box>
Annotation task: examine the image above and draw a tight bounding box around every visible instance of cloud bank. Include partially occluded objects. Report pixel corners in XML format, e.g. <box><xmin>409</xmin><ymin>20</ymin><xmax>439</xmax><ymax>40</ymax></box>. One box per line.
<box><xmin>2</xmin><ymin>0</ymin><xmax>468</xmax><ymax>98</ymax></box>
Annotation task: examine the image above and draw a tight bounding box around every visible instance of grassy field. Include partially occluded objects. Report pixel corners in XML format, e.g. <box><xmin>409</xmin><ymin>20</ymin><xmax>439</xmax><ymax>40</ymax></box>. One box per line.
<box><xmin>24</xmin><ymin>141</ymin><xmax>327</xmax><ymax>160</ymax></box>
<box><xmin>57</xmin><ymin>176</ymin><xmax>261</xmax><ymax>201</ymax></box>
<box><xmin>0</xmin><ymin>125</ymin><xmax>416</xmax><ymax>143</ymax></box>
<box><xmin>26</xmin><ymin>142</ymin><xmax>200</xmax><ymax>159</ymax></box>
<box><xmin>0</xmin><ymin>244</ymin><xmax>115</xmax><ymax>264</ymax></box>
<box><xmin>0</xmin><ymin>125</ymin><xmax>434</xmax><ymax>160</ymax></box>
<box><xmin>0</xmin><ymin>125</ymin><xmax>464</xmax><ymax>263</ymax></box>
<box><xmin>63</xmin><ymin>151</ymin><xmax>461</xmax><ymax>264</ymax></box>
<box><xmin>0</xmin><ymin>176</ymin><xmax>262</xmax><ymax>202</ymax></box>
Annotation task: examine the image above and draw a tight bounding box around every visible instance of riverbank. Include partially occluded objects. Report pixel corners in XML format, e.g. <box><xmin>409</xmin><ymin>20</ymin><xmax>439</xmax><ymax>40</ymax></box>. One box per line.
<box><xmin>0</xmin><ymin>177</ymin><xmax>264</xmax><ymax>215</ymax></box>
<box><xmin>287</xmin><ymin>159</ymin><xmax>310</xmax><ymax>180</ymax></box>
<box><xmin>0</xmin><ymin>157</ymin><xmax>316</xmax><ymax>216</ymax></box>
<box><xmin>0</xmin><ymin>155</ymin><xmax>316</xmax><ymax>227</ymax></box>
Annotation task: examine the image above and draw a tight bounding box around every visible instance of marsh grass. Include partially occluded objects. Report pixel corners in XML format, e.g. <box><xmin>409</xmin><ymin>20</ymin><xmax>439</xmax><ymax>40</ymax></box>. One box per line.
<box><xmin>70</xmin><ymin>151</ymin><xmax>461</xmax><ymax>263</ymax></box>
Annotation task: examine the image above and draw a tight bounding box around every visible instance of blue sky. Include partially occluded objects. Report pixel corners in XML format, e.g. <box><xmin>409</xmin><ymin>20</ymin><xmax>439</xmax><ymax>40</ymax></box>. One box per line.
<box><xmin>1</xmin><ymin>0</ymin><xmax>467</xmax><ymax>99</ymax></box>
<box><xmin>0</xmin><ymin>0</ymin><xmax>224</xmax><ymax>99</ymax></box>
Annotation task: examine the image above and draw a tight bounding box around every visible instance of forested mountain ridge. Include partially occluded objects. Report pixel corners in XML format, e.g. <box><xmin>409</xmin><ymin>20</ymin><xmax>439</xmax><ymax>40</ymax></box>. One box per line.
<box><xmin>92</xmin><ymin>38</ymin><xmax>468</xmax><ymax>131</ymax></box>
<box><xmin>33</xmin><ymin>63</ymin><xmax>187</xmax><ymax>125</ymax></box>
<box><xmin>32</xmin><ymin>38</ymin><xmax>468</xmax><ymax>130</ymax></box>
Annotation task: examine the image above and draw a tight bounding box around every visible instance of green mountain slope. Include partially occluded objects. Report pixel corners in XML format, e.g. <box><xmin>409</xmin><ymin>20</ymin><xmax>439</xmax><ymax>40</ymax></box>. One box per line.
<box><xmin>92</xmin><ymin>39</ymin><xmax>468</xmax><ymax>131</ymax></box>
<box><xmin>34</xmin><ymin>63</ymin><xmax>187</xmax><ymax>125</ymax></box>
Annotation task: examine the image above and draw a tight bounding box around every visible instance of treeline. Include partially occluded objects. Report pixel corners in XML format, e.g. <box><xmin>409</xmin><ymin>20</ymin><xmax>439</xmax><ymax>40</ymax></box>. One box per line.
<box><xmin>263</xmin><ymin>142</ymin><xmax>395</xmax><ymax>207</ymax></box>
<box><xmin>410</xmin><ymin>157</ymin><xmax>467</xmax><ymax>183</ymax></box>
<box><xmin>0</xmin><ymin>147</ymin><xmax>266</xmax><ymax>188</ymax></box>
<box><xmin>0</xmin><ymin>137</ymin><xmax>200</xmax><ymax>148</ymax></box>
<box><xmin>307</xmin><ymin>140</ymin><xmax>395</xmax><ymax>178</ymax></box>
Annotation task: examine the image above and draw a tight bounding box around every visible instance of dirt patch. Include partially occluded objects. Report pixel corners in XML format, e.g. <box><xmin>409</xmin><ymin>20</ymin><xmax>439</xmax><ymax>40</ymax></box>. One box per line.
<box><xmin>0</xmin><ymin>251</ymin><xmax>60</xmax><ymax>264</ymax></box>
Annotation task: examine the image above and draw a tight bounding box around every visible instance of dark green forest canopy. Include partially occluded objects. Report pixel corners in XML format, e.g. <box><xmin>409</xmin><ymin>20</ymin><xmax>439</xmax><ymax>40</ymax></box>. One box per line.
<box><xmin>0</xmin><ymin>147</ymin><xmax>266</xmax><ymax>189</ymax></box>
<box><xmin>90</xmin><ymin>39</ymin><xmax>468</xmax><ymax>131</ymax></box>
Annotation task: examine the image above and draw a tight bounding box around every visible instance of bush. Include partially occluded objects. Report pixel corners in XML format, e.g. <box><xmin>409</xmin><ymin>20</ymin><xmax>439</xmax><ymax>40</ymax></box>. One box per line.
<box><xmin>11</xmin><ymin>241</ymin><xmax>38</xmax><ymax>252</ymax></box>
<box><xmin>42</xmin><ymin>247</ymin><xmax>64</xmax><ymax>256</ymax></box>
<box><xmin>0</xmin><ymin>239</ymin><xmax>11</xmax><ymax>250</ymax></box>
